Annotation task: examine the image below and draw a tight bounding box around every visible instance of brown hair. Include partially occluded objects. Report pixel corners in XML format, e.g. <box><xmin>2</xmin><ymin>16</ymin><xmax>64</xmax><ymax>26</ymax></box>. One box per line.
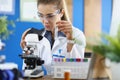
<box><xmin>37</xmin><ymin>0</ymin><xmax>70</xmax><ymax>22</ymax></box>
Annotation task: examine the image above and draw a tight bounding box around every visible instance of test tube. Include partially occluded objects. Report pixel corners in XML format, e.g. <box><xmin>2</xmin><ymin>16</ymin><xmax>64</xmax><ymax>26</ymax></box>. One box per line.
<box><xmin>55</xmin><ymin>26</ymin><xmax>58</xmax><ymax>40</ymax></box>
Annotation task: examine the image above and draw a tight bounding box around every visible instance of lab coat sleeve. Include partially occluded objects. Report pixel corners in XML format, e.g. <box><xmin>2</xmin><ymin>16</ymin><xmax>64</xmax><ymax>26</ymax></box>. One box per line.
<box><xmin>70</xmin><ymin>43</ymin><xmax>85</xmax><ymax>58</ymax></box>
<box><xmin>64</xmin><ymin>27</ymin><xmax>86</xmax><ymax>58</ymax></box>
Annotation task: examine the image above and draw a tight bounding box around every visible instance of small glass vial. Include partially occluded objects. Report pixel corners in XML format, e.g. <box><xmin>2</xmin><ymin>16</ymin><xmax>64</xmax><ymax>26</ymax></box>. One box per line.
<box><xmin>64</xmin><ymin>70</ymin><xmax>71</xmax><ymax>80</ymax></box>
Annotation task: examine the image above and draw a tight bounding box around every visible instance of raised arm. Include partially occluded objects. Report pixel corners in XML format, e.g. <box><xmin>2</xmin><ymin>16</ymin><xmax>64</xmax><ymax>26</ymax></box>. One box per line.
<box><xmin>20</xmin><ymin>28</ymin><xmax>31</xmax><ymax>49</ymax></box>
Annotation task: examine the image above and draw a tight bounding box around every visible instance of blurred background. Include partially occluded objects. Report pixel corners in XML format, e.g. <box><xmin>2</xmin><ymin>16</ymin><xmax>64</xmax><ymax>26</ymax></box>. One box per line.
<box><xmin>1</xmin><ymin>0</ymin><xmax>120</xmax><ymax>79</ymax></box>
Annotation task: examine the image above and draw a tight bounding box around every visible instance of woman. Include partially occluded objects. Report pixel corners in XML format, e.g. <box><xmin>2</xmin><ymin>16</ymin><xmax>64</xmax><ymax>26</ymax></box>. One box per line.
<box><xmin>21</xmin><ymin>0</ymin><xmax>86</xmax><ymax>66</ymax></box>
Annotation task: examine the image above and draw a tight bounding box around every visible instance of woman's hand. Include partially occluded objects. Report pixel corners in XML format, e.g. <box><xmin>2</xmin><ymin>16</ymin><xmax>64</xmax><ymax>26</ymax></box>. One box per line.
<box><xmin>20</xmin><ymin>28</ymin><xmax>30</xmax><ymax>49</ymax></box>
<box><xmin>20</xmin><ymin>39</ymin><xmax>26</xmax><ymax>49</ymax></box>
<box><xmin>56</xmin><ymin>20</ymin><xmax>73</xmax><ymax>40</ymax></box>
<box><xmin>56</xmin><ymin>20</ymin><xmax>74</xmax><ymax>52</ymax></box>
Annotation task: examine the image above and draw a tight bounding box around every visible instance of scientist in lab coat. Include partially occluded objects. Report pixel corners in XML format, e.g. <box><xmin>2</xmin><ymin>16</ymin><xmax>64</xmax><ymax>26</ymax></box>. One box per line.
<box><xmin>20</xmin><ymin>0</ymin><xmax>86</xmax><ymax>66</ymax></box>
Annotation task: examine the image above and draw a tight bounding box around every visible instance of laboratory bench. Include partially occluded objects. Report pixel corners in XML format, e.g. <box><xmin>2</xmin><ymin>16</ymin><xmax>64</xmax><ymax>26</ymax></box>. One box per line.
<box><xmin>24</xmin><ymin>76</ymin><xmax>109</xmax><ymax>80</ymax></box>
<box><xmin>24</xmin><ymin>53</ymin><xmax>110</xmax><ymax>80</ymax></box>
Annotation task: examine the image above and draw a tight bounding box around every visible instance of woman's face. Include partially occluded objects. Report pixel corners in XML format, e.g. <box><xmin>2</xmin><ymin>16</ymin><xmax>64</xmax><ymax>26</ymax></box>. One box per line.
<box><xmin>37</xmin><ymin>4</ymin><xmax>62</xmax><ymax>32</ymax></box>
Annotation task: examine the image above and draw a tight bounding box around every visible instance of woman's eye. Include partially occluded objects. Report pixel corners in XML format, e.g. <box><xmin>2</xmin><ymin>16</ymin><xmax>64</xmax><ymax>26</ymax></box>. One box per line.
<box><xmin>47</xmin><ymin>15</ymin><xmax>54</xmax><ymax>18</ymax></box>
<box><xmin>39</xmin><ymin>15</ymin><xmax>43</xmax><ymax>18</ymax></box>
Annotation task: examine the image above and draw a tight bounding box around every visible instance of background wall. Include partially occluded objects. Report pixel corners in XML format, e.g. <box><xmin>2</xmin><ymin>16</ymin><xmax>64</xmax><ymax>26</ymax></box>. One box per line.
<box><xmin>84</xmin><ymin>0</ymin><xmax>112</xmax><ymax>78</ymax></box>
<box><xmin>0</xmin><ymin>0</ymin><xmax>112</xmax><ymax>71</ymax></box>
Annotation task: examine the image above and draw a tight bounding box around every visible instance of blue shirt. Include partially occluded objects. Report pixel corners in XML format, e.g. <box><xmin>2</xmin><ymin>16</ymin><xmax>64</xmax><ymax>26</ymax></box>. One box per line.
<box><xmin>44</xmin><ymin>31</ymin><xmax>66</xmax><ymax>49</ymax></box>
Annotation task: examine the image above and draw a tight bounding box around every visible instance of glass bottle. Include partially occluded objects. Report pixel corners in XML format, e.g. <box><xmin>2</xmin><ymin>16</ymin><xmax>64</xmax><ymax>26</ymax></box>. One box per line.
<box><xmin>64</xmin><ymin>70</ymin><xmax>71</xmax><ymax>80</ymax></box>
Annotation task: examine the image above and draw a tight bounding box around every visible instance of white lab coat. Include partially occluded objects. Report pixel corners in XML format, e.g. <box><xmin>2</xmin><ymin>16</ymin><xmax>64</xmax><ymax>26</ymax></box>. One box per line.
<box><xmin>35</xmin><ymin>26</ymin><xmax>86</xmax><ymax>64</ymax></box>
<box><xmin>22</xmin><ymin>27</ymin><xmax>86</xmax><ymax>69</ymax></box>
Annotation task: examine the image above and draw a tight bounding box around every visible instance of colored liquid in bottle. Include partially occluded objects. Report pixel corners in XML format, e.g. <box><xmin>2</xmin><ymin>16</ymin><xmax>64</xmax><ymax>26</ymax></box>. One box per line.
<box><xmin>64</xmin><ymin>70</ymin><xmax>71</xmax><ymax>80</ymax></box>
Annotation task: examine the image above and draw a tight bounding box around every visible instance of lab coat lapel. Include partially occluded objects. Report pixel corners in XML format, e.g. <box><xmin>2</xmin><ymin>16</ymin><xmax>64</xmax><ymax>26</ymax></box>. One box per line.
<box><xmin>52</xmin><ymin>37</ymin><xmax>66</xmax><ymax>51</ymax></box>
<box><xmin>52</xmin><ymin>38</ymin><xmax>60</xmax><ymax>51</ymax></box>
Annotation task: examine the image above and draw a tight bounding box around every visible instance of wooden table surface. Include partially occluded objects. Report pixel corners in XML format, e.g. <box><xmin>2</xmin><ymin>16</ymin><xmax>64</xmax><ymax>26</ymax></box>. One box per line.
<box><xmin>23</xmin><ymin>75</ymin><xmax>86</xmax><ymax>80</ymax></box>
<box><xmin>24</xmin><ymin>76</ymin><xmax>109</xmax><ymax>80</ymax></box>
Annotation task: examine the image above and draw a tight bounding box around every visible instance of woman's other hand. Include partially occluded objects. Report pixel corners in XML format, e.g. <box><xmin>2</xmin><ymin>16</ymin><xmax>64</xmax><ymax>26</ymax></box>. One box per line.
<box><xmin>20</xmin><ymin>28</ymin><xmax>31</xmax><ymax>49</ymax></box>
<box><xmin>56</xmin><ymin>20</ymin><xmax>73</xmax><ymax>40</ymax></box>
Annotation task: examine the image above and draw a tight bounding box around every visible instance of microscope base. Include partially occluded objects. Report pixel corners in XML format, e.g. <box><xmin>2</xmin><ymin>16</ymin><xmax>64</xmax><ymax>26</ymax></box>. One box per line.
<box><xmin>24</xmin><ymin>69</ymin><xmax>44</xmax><ymax>78</ymax></box>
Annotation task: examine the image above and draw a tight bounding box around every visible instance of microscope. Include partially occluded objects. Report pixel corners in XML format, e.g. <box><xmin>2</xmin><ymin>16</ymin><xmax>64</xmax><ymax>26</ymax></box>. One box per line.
<box><xmin>19</xmin><ymin>33</ymin><xmax>45</xmax><ymax>78</ymax></box>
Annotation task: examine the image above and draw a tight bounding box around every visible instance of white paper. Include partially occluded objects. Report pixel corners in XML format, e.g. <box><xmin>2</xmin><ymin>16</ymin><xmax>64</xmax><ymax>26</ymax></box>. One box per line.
<box><xmin>0</xmin><ymin>0</ymin><xmax>14</xmax><ymax>14</ymax></box>
<box><xmin>21</xmin><ymin>2</ymin><xmax>40</xmax><ymax>21</ymax></box>
<box><xmin>110</xmin><ymin>0</ymin><xmax>120</xmax><ymax>36</ymax></box>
